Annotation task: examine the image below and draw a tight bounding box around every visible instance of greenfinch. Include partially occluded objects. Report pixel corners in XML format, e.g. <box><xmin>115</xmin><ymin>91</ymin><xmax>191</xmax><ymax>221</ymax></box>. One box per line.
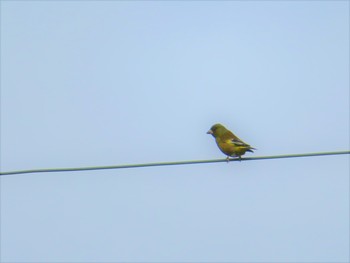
<box><xmin>207</xmin><ymin>123</ymin><xmax>256</xmax><ymax>161</ymax></box>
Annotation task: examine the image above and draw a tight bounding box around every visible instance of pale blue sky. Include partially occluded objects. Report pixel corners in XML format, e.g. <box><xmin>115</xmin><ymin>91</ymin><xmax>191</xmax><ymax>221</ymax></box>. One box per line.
<box><xmin>1</xmin><ymin>1</ymin><xmax>349</xmax><ymax>262</ymax></box>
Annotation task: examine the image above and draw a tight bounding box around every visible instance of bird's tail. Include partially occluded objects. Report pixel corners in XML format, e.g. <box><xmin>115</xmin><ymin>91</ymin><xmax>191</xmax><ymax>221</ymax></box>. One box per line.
<box><xmin>247</xmin><ymin>147</ymin><xmax>256</xmax><ymax>153</ymax></box>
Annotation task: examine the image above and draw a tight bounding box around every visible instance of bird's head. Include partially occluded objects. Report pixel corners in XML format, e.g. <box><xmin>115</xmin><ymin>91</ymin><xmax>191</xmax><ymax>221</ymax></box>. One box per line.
<box><xmin>207</xmin><ymin>123</ymin><xmax>226</xmax><ymax>138</ymax></box>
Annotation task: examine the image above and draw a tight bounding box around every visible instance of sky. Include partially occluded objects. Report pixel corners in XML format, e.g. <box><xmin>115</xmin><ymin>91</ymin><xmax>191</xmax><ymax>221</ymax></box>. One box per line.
<box><xmin>0</xmin><ymin>1</ymin><xmax>349</xmax><ymax>262</ymax></box>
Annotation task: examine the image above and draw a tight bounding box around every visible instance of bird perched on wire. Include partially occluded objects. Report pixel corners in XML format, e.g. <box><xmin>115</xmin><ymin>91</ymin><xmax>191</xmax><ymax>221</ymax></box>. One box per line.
<box><xmin>207</xmin><ymin>123</ymin><xmax>256</xmax><ymax>161</ymax></box>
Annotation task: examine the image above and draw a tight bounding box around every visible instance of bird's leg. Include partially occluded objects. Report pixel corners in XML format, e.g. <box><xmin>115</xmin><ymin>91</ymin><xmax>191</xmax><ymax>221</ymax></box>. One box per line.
<box><xmin>238</xmin><ymin>155</ymin><xmax>242</xmax><ymax>161</ymax></box>
<box><xmin>226</xmin><ymin>156</ymin><xmax>230</xmax><ymax>163</ymax></box>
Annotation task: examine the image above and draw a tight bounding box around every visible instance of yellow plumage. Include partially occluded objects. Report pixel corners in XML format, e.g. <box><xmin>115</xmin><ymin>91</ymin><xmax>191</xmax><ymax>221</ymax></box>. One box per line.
<box><xmin>207</xmin><ymin>123</ymin><xmax>256</xmax><ymax>160</ymax></box>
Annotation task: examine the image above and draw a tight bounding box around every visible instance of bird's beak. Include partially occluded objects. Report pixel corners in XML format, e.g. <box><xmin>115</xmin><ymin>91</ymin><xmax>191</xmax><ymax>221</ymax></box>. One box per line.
<box><xmin>207</xmin><ymin>129</ymin><xmax>213</xmax><ymax>134</ymax></box>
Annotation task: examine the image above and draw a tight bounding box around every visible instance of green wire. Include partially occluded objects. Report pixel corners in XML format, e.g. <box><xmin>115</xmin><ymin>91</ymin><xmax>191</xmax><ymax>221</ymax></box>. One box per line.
<box><xmin>0</xmin><ymin>150</ymin><xmax>349</xmax><ymax>176</ymax></box>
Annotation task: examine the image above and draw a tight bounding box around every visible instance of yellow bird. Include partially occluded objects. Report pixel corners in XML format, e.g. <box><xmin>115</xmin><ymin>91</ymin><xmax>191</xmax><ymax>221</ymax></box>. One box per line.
<box><xmin>207</xmin><ymin>123</ymin><xmax>256</xmax><ymax>161</ymax></box>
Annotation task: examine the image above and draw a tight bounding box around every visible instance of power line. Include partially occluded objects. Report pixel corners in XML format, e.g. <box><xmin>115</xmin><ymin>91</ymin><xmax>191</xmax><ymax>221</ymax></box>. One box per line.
<box><xmin>0</xmin><ymin>150</ymin><xmax>349</xmax><ymax>176</ymax></box>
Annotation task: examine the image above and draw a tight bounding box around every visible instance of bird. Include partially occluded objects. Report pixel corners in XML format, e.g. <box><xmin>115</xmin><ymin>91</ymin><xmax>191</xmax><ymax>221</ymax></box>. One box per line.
<box><xmin>207</xmin><ymin>123</ymin><xmax>256</xmax><ymax>161</ymax></box>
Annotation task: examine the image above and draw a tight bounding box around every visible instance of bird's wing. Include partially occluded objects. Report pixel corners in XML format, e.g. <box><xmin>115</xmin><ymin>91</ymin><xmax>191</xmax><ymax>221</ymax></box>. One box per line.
<box><xmin>230</xmin><ymin>138</ymin><xmax>249</xmax><ymax>146</ymax></box>
<box><xmin>222</xmin><ymin>130</ymin><xmax>250</xmax><ymax>146</ymax></box>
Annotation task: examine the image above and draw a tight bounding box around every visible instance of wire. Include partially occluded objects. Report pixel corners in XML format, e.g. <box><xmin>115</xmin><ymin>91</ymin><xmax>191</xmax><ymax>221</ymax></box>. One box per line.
<box><xmin>0</xmin><ymin>150</ymin><xmax>349</xmax><ymax>176</ymax></box>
